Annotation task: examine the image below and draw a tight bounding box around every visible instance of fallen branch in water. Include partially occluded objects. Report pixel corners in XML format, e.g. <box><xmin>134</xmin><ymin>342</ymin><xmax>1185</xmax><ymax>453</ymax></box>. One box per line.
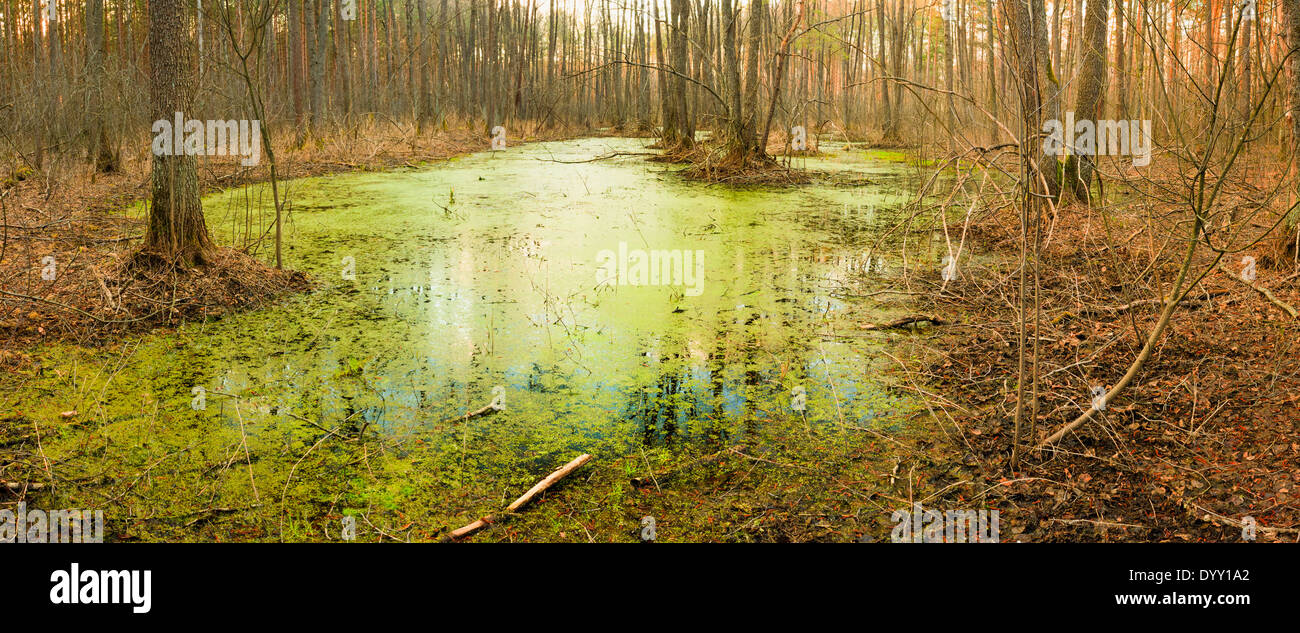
<box><xmin>535</xmin><ymin>151</ymin><xmax>658</xmax><ymax>164</ymax></box>
<box><xmin>858</xmin><ymin>315</ymin><xmax>947</xmax><ymax>331</ymax></box>
<box><xmin>458</xmin><ymin>403</ymin><xmax>500</xmax><ymax>421</ymax></box>
<box><xmin>447</xmin><ymin>453</ymin><xmax>593</xmax><ymax>540</ymax></box>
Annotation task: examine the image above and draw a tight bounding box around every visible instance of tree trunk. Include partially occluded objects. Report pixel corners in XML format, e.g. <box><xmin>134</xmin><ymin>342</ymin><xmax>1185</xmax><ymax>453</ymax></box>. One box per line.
<box><xmin>336</xmin><ymin>0</ymin><xmax>354</xmax><ymax>120</ymax></box>
<box><xmin>86</xmin><ymin>0</ymin><xmax>118</xmax><ymax>172</ymax></box>
<box><xmin>146</xmin><ymin>0</ymin><xmax>213</xmax><ymax>266</ymax></box>
<box><xmin>309</xmin><ymin>0</ymin><xmax>327</xmax><ymax>132</ymax></box>
<box><xmin>1238</xmin><ymin>0</ymin><xmax>1254</xmax><ymax>118</ymax></box>
<box><xmin>289</xmin><ymin>0</ymin><xmax>306</xmax><ymax>145</ymax></box>
<box><xmin>741</xmin><ymin>0</ymin><xmax>763</xmax><ymax>153</ymax></box>
<box><xmin>877</xmin><ymin>0</ymin><xmax>892</xmax><ymax>139</ymax></box>
<box><xmin>1066</xmin><ymin>0</ymin><xmax>1108</xmax><ymax>202</ymax></box>
<box><xmin>722</xmin><ymin>0</ymin><xmax>743</xmax><ymax>149</ymax></box>
<box><xmin>668</xmin><ymin>0</ymin><xmax>694</xmax><ymax>149</ymax></box>
<box><xmin>1285</xmin><ymin>0</ymin><xmax>1300</xmax><ymax>239</ymax></box>
<box><xmin>1030</xmin><ymin>0</ymin><xmax>1061</xmax><ymax>197</ymax></box>
<box><xmin>418</xmin><ymin>0</ymin><xmax>432</xmax><ymax>128</ymax></box>
<box><xmin>31</xmin><ymin>0</ymin><xmax>44</xmax><ymax>168</ymax></box>
<box><xmin>1114</xmin><ymin>0</ymin><xmax>1127</xmax><ymax>118</ymax></box>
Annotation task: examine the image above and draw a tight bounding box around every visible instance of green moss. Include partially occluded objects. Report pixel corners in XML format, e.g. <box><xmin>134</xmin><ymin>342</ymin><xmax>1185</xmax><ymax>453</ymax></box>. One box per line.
<box><xmin>1</xmin><ymin>137</ymin><xmax>942</xmax><ymax>542</ymax></box>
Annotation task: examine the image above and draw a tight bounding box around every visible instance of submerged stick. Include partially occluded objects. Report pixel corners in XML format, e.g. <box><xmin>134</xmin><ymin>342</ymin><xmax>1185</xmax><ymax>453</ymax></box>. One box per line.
<box><xmin>447</xmin><ymin>453</ymin><xmax>592</xmax><ymax>540</ymax></box>
<box><xmin>630</xmin><ymin>446</ymin><xmax>738</xmax><ymax>488</ymax></box>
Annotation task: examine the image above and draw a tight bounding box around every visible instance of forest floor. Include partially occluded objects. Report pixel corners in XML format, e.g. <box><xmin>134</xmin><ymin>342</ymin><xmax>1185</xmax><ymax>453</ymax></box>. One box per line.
<box><xmin>886</xmin><ymin>192</ymin><xmax>1300</xmax><ymax>542</ymax></box>
<box><xmin>0</xmin><ymin>121</ymin><xmax>590</xmax><ymax>366</ymax></box>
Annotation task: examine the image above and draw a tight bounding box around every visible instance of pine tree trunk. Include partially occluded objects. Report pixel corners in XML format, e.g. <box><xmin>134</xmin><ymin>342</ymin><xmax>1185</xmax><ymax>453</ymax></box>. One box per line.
<box><xmin>309</xmin><ymin>0</ymin><xmax>327</xmax><ymax>132</ymax></box>
<box><xmin>146</xmin><ymin>0</ymin><xmax>213</xmax><ymax>266</ymax></box>
<box><xmin>668</xmin><ymin>0</ymin><xmax>693</xmax><ymax>149</ymax></box>
<box><xmin>31</xmin><ymin>0</ymin><xmax>44</xmax><ymax>168</ymax></box>
<box><xmin>336</xmin><ymin>0</ymin><xmax>353</xmax><ymax>120</ymax></box>
<box><xmin>86</xmin><ymin>0</ymin><xmax>117</xmax><ymax>172</ymax></box>
<box><xmin>289</xmin><ymin>0</ymin><xmax>306</xmax><ymax>145</ymax></box>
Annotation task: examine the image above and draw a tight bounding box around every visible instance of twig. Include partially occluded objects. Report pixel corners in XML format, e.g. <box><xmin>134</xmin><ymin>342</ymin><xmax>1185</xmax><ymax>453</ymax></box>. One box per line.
<box><xmin>448</xmin><ymin>453</ymin><xmax>592</xmax><ymax>540</ymax></box>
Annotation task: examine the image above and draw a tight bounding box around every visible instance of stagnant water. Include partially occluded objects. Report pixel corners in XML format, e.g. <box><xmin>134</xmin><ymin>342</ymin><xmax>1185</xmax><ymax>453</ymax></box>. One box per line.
<box><xmin>2</xmin><ymin>137</ymin><xmax>937</xmax><ymax>540</ymax></box>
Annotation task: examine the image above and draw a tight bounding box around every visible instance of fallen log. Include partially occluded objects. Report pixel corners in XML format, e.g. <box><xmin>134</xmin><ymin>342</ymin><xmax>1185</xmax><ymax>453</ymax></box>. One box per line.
<box><xmin>453</xmin><ymin>403</ymin><xmax>499</xmax><ymax>423</ymax></box>
<box><xmin>1068</xmin><ymin>289</ymin><xmax>1230</xmax><ymax>318</ymax></box>
<box><xmin>858</xmin><ymin>315</ymin><xmax>947</xmax><ymax>331</ymax></box>
<box><xmin>438</xmin><ymin>397</ymin><xmax>503</xmax><ymax>426</ymax></box>
<box><xmin>507</xmin><ymin>453</ymin><xmax>592</xmax><ymax>511</ymax></box>
<box><xmin>1217</xmin><ymin>262</ymin><xmax>1300</xmax><ymax>319</ymax></box>
<box><xmin>446</xmin><ymin>453</ymin><xmax>592</xmax><ymax>540</ymax></box>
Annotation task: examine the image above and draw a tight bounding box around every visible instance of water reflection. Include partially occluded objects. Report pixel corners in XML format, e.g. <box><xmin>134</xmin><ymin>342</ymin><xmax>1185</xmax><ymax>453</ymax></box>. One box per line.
<box><xmin>22</xmin><ymin>138</ymin><xmax>925</xmax><ymax>477</ymax></box>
